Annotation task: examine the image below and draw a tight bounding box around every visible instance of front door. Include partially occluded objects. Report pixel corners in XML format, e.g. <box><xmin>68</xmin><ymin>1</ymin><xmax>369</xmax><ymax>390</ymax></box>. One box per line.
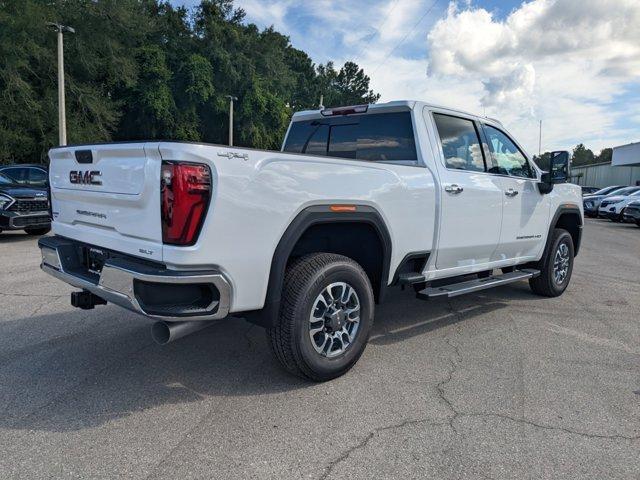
<box><xmin>429</xmin><ymin>112</ymin><xmax>504</xmax><ymax>271</ymax></box>
<box><xmin>482</xmin><ymin>124</ymin><xmax>550</xmax><ymax>261</ymax></box>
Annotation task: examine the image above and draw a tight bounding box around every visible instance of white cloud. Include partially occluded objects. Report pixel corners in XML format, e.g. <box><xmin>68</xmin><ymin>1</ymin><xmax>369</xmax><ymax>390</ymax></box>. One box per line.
<box><xmin>229</xmin><ymin>0</ymin><xmax>640</xmax><ymax>153</ymax></box>
<box><xmin>422</xmin><ymin>0</ymin><xmax>640</xmax><ymax>153</ymax></box>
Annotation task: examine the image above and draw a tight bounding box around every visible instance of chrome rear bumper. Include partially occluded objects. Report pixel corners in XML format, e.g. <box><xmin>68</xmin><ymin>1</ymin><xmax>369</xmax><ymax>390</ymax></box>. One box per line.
<box><xmin>39</xmin><ymin>236</ymin><xmax>231</xmax><ymax>321</ymax></box>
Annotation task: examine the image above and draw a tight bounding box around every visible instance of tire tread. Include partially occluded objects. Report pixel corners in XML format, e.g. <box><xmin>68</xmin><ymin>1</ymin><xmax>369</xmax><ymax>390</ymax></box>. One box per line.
<box><xmin>529</xmin><ymin>228</ymin><xmax>573</xmax><ymax>297</ymax></box>
<box><xmin>267</xmin><ymin>253</ymin><xmax>371</xmax><ymax>381</ymax></box>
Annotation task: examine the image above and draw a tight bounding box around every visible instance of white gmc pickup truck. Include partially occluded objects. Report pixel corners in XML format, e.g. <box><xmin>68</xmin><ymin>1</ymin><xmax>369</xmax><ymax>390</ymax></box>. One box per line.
<box><xmin>39</xmin><ymin>101</ymin><xmax>583</xmax><ymax>381</ymax></box>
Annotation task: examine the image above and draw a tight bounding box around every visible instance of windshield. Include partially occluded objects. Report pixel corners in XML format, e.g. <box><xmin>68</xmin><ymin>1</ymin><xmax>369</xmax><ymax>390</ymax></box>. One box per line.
<box><xmin>608</xmin><ymin>186</ymin><xmax>640</xmax><ymax>197</ymax></box>
<box><xmin>592</xmin><ymin>186</ymin><xmax>623</xmax><ymax>195</ymax></box>
<box><xmin>0</xmin><ymin>173</ymin><xmax>16</xmax><ymax>185</ymax></box>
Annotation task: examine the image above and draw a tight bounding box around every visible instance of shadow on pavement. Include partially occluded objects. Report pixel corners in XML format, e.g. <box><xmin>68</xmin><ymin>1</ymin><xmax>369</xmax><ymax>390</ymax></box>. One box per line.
<box><xmin>0</xmin><ymin>282</ymin><xmax>535</xmax><ymax>433</ymax></box>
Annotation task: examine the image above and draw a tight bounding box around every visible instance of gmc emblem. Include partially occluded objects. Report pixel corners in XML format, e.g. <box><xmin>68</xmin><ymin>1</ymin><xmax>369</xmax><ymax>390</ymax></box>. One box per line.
<box><xmin>70</xmin><ymin>170</ymin><xmax>102</xmax><ymax>185</ymax></box>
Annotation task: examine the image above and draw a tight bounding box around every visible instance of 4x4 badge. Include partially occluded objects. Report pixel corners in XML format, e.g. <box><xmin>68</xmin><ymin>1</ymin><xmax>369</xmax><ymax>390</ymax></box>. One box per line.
<box><xmin>218</xmin><ymin>151</ymin><xmax>249</xmax><ymax>161</ymax></box>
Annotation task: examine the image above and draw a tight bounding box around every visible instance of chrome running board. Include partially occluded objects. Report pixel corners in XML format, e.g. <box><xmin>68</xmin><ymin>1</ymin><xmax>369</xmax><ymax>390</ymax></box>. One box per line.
<box><xmin>416</xmin><ymin>269</ymin><xmax>540</xmax><ymax>299</ymax></box>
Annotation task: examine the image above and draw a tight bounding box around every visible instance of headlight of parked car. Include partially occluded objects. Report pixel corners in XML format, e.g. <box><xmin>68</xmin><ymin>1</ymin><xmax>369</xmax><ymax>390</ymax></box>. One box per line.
<box><xmin>584</xmin><ymin>201</ymin><xmax>593</xmax><ymax>208</ymax></box>
<box><xmin>0</xmin><ymin>193</ymin><xmax>14</xmax><ymax>210</ymax></box>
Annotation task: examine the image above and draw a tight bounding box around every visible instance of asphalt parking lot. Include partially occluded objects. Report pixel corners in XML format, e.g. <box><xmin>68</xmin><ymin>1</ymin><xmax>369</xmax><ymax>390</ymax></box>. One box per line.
<box><xmin>0</xmin><ymin>219</ymin><xmax>638</xmax><ymax>479</ymax></box>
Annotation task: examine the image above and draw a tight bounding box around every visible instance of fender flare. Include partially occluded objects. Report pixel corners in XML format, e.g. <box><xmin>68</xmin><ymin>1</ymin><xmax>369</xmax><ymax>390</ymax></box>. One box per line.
<box><xmin>546</xmin><ymin>205</ymin><xmax>583</xmax><ymax>257</ymax></box>
<box><xmin>244</xmin><ymin>205</ymin><xmax>392</xmax><ymax>327</ymax></box>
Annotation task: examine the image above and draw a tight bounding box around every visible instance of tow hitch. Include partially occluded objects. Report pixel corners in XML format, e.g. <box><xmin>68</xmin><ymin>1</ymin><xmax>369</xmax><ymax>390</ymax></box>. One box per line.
<box><xmin>71</xmin><ymin>290</ymin><xmax>107</xmax><ymax>310</ymax></box>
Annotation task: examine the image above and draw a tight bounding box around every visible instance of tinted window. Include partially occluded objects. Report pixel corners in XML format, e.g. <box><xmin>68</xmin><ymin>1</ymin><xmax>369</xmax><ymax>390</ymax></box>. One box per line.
<box><xmin>433</xmin><ymin>114</ymin><xmax>485</xmax><ymax>172</ymax></box>
<box><xmin>306</xmin><ymin>124</ymin><xmax>329</xmax><ymax>155</ymax></box>
<box><xmin>354</xmin><ymin>112</ymin><xmax>417</xmax><ymax>161</ymax></box>
<box><xmin>611</xmin><ymin>186</ymin><xmax>640</xmax><ymax>196</ymax></box>
<box><xmin>328</xmin><ymin>123</ymin><xmax>358</xmax><ymax>159</ymax></box>
<box><xmin>484</xmin><ymin>125</ymin><xmax>534</xmax><ymax>178</ymax></box>
<box><xmin>283</xmin><ymin>111</ymin><xmax>417</xmax><ymax>163</ymax></box>
<box><xmin>282</xmin><ymin>122</ymin><xmax>317</xmax><ymax>153</ymax></box>
<box><xmin>0</xmin><ymin>173</ymin><xmax>14</xmax><ymax>185</ymax></box>
<box><xmin>28</xmin><ymin>168</ymin><xmax>48</xmax><ymax>186</ymax></box>
<box><xmin>2</xmin><ymin>167</ymin><xmax>29</xmax><ymax>184</ymax></box>
<box><xmin>593</xmin><ymin>186</ymin><xmax>624</xmax><ymax>196</ymax></box>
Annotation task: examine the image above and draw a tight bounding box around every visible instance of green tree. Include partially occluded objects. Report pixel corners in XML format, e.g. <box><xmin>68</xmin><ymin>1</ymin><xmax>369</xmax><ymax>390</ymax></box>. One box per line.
<box><xmin>0</xmin><ymin>0</ymin><xmax>381</xmax><ymax>163</ymax></box>
<box><xmin>317</xmin><ymin>61</ymin><xmax>380</xmax><ymax>107</ymax></box>
<box><xmin>572</xmin><ymin>143</ymin><xmax>595</xmax><ymax>167</ymax></box>
<box><xmin>532</xmin><ymin>151</ymin><xmax>552</xmax><ymax>171</ymax></box>
<box><xmin>595</xmin><ymin>147</ymin><xmax>612</xmax><ymax>164</ymax></box>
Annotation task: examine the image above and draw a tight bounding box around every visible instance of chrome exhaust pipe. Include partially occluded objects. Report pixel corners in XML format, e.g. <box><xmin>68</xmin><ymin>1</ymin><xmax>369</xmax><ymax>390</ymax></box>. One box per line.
<box><xmin>151</xmin><ymin>320</ymin><xmax>213</xmax><ymax>345</ymax></box>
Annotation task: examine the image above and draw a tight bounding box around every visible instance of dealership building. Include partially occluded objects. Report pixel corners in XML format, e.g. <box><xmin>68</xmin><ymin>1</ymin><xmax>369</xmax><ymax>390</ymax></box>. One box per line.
<box><xmin>570</xmin><ymin>141</ymin><xmax>640</xmax><ymax>187</ymax></box>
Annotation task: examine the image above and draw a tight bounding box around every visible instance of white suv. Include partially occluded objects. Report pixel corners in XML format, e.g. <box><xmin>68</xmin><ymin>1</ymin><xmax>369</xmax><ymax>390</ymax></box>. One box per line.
<box><xmin>598</xmin><ymin>188</ymin><xmax>640</xmax><ymax>221</ymax></box>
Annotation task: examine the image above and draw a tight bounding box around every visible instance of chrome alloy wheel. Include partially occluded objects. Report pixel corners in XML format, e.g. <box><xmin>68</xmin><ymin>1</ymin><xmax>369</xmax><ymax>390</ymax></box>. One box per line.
<box><xmin>308</xmin><ymin>282</ymin><xmax>361</xmax><ymax>358</ymax></box>
<box><xmin>553</xmin><ymin>242</ymin><xmax>570</xmax><ymax>285</ymax></box>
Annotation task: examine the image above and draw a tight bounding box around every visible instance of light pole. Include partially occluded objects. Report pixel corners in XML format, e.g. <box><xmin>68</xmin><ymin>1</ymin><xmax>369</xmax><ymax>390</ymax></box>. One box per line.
<box><xmin>46</xmin><ymin>22</ymin><xmax>75</xmax><ymax>146</ymax></box>
<box><xmin>226</xmin><ymin>95</ymin><xmax>238</xmax><ymax>146</ymax></box>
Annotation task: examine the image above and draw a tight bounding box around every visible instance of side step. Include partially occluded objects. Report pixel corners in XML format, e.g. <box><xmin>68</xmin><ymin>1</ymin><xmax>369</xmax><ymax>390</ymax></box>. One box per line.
<box><xmin>416</xmin><ymin>269</ymin><xmax>540</xmax><ymax>299</ymax></box>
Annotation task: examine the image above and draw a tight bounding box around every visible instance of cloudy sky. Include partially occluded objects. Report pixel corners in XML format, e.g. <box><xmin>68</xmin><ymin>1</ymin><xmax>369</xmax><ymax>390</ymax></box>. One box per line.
<box><xmin>172</xmin><ymin>0</ymin><xmax>640</xmax><ymax>155</ymax></box>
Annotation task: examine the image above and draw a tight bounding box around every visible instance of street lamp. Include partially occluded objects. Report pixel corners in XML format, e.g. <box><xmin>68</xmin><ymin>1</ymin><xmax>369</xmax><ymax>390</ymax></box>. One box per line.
<box><xmin>46</xmin><ymin>22</ymin><xmax>75</xmax><ymax>146</ymax></box>
<box><xmin>226</xmin><ymin>95</ymin><xmax>238</xmax><ymax>146</ymax></box>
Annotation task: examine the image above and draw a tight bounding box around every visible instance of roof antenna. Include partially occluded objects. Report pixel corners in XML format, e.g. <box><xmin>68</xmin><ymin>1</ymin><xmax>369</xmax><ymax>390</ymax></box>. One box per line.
<box><xmin>319</xmin><ymin>95</ymin><xmax>324</xmax><ymax>110</ymax></box>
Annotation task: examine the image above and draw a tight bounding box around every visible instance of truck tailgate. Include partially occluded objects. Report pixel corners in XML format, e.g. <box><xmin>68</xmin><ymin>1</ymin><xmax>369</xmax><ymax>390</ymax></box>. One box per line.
<box><xmin>48</xmin><ymin>143</ymin><xmax>164</xmax><ymax>262</ymax></box>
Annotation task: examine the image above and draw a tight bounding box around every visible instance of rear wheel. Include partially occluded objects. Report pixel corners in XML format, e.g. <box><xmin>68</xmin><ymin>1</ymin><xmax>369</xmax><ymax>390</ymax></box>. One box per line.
<box><xmin>24</xmin><ymin>226</ymin><xmax>51</xmax><ymax>236</ymax></box>
<box><xmin>267</xmin><ymin>253</ymin><xmax>375</xmax><ymax>382</ymax></box>
<box><xmin>529</xmin><ymin>228</ymin><xmax>574</xmax><ymax>297</ymax></box>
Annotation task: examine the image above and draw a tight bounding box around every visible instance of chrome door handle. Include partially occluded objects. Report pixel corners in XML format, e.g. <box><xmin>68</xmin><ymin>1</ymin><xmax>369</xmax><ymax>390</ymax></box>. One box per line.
<box><xmin>444</xmin><ymin>184</ymin><xmax>464</xmax><ymax>194</ymax></box>
<box><xmin>505</xmin><ymin>188</ymin><xmax>519</xmax><ymax>197</ymax></box>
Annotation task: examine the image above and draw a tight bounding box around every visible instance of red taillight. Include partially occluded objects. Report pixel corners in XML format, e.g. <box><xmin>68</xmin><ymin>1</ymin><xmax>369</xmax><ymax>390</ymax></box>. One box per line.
<box><xmin>161</xmin><ymin>162</ymin><xmax>211</xmax><ymax>246</ymax></box>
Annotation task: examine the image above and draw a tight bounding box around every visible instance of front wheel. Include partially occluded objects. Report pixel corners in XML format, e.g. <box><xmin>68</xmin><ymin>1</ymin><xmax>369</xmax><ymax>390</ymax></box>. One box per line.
<box><xmin>529</xmin><ymin>228</ymin><xmax>574</xmax><ymax>297</ymax></box>
<box><xmin>24</xmin><ymin>226</ymin><xmax>51</xmax><ymax>236</ymax></box>
<box><xmin>267</xmin><ymin>253</ymin><xmax>375</xmax><ymax>382</ymax></box>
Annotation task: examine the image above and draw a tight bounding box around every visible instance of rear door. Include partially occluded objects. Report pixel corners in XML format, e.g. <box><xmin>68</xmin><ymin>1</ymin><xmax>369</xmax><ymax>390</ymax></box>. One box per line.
<box><xmin>481</xmin><ymin>124</ymin><xmax>549</xmax><ymax>261</ymax></box>
<box><xmin>429</xmin><ymin>111</ymin><xmax>503</xmax><ymax>271</ymax></box>
<box><xmin>48</xmin><ymin>143</ymin><xmax>163</xmax><ymax>261</ymax></box>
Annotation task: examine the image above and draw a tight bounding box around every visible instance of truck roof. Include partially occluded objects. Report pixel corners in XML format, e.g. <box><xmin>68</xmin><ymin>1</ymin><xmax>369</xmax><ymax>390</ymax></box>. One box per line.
<box><xmin>291</xmin><ymin>100</ymin><xmax>495</xmax><ymax>124</ymax></box>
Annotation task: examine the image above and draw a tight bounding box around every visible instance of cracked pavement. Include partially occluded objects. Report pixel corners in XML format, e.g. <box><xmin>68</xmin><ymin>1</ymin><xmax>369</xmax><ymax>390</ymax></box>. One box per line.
<box><xmin>0</xmin><ymin>219</ymin><xmax>638</xmax><ymax>479</ymax></box>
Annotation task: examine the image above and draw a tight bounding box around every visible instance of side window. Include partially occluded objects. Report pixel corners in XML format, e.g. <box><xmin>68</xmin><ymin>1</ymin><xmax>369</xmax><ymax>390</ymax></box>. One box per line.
<box><xmin>433</xmin><ymin>113</ymin><xmax>485</xmax><ymax>172</ymax></box>
<box><xmin>483</xmin><ymin>125</ymin><xmax>535</xmax><ymax>178</ymax></box>
<box><xmin>28</xmin><ymin>168</ymin><xmax>48</xmax><ymax>186</ymax></box>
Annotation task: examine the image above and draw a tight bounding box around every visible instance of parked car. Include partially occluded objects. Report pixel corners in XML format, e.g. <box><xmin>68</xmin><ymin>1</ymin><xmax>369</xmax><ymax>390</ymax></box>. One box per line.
<box><xmin>0</xmin><ymin>172</ymin><xmax>51</xmax><ymax>235</ymax></box>
<box><xmin>38</xmin><ymin>101</ymin><xmax>582</xmax><ymax>381</ymax></box>
<box><xmin>580</xmin><ymin>186</ymin><xmax>600</xmax><ymax>195</ymax></box>
<box><xmin>0</xmin><ymin>163</ymin><xmax>48</xmax><ymax>187</ymax></box>
<box><xmin>622</xmin><ymin>200</ymin><xmax>640</xmax><ymax>226</ymax></box>
<box><xmin>583</xmin><ymin>185</ymin><xmax>627</xmax><ymax>217</ymax></box>
<box><xmin>598</xmin><ymin>189</ymin><xmax>640</xmax><ymax>221</ymax></box>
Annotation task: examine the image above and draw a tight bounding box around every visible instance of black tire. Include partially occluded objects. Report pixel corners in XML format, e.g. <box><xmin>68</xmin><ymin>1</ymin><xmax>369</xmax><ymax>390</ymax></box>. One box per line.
<box><xmin>636</xmin><ymin>221</ymin><xmax>640</xmax><ymax>228</ymax></box>
<box><xmin>529</xmin><ymin>228</ymin><xmax>574</xmax><ymax>297</ymax></box>
<box><xmin>267</xmin><ymin>253</ymin><xmax>375</xmax><ymax>382</ymax></box>
<box><xmin>24</xmin><ymin>226</ymin><xmax>51</xmax><ymax>236</ymax></box>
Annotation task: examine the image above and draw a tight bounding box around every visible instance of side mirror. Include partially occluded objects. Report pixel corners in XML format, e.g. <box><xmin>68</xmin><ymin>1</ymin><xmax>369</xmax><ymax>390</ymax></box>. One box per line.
<box><xmin>539</xmin><ymin>150</ymin><xmax>570</xmax><ymax>194</ymax></box>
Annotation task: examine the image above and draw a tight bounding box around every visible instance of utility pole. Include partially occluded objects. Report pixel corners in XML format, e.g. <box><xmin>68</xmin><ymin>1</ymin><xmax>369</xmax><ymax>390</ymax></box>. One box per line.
<box><xmin>46</xmin><ymin>22</ymin><xmax>75</xmax><ymax>146</ymax></box>
<box><xmin>226</xmin><ymin>95</ymin><xmax>238</xmax><ymax>146</ymax></box>
<box><xmin>538</xmin><ymin>119</ymin><xmax>542</xmax><ymax>157</ymax></box>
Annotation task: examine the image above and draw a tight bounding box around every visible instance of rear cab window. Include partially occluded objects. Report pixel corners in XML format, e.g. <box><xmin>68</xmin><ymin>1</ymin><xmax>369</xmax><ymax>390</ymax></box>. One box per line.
<box><xmin>283</xmin><ymin>110</ymin><xmax>418</xmax><ymax>165</ymax></box>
